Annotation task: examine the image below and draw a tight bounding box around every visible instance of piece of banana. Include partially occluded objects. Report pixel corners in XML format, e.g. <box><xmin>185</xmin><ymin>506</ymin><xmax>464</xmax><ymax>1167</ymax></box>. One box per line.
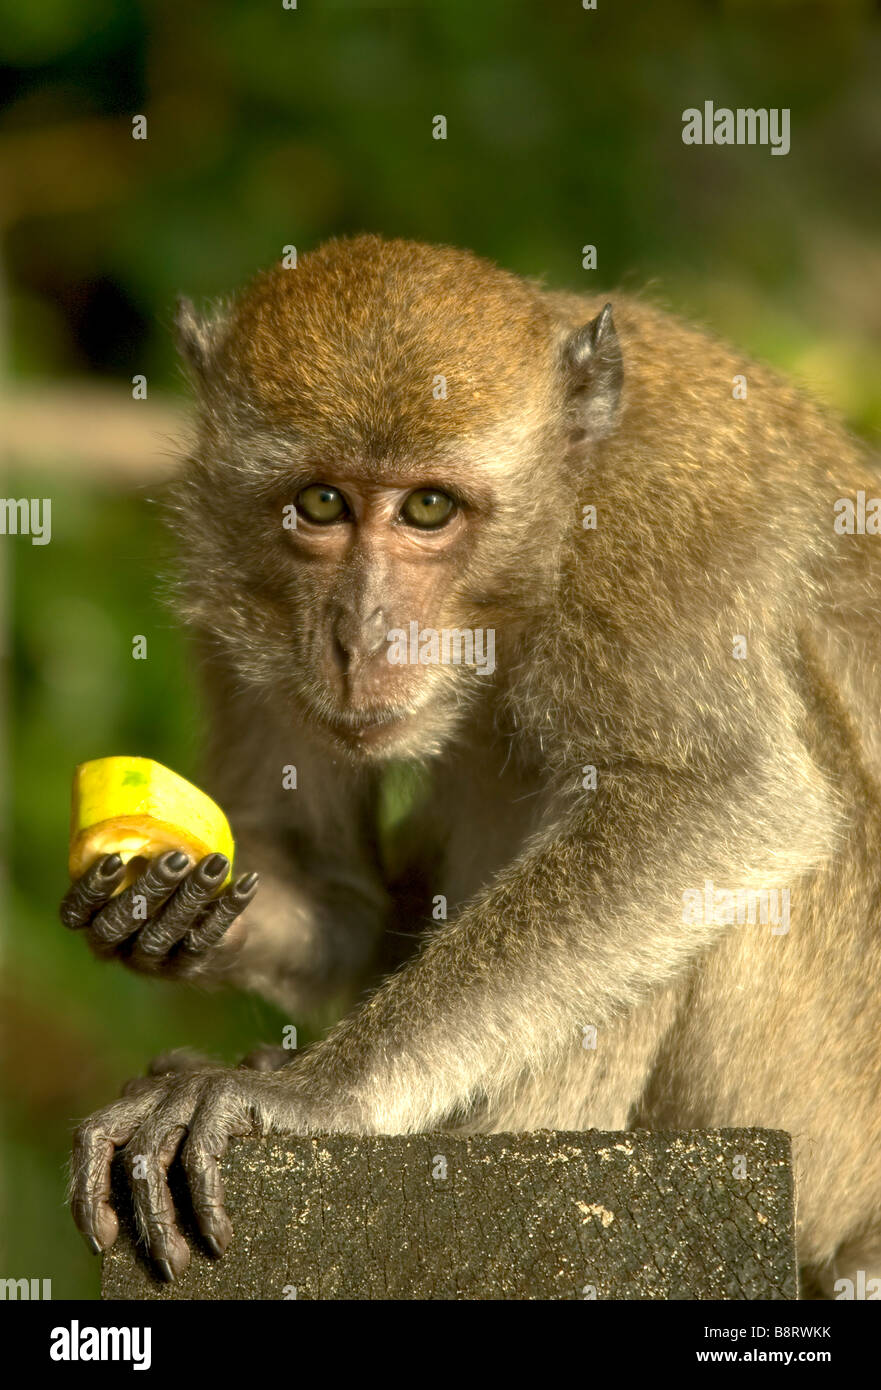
<box><xmin>68</xmin><ymin>757</ymin><xmax>235</xmax><ymax>892</ymax></box>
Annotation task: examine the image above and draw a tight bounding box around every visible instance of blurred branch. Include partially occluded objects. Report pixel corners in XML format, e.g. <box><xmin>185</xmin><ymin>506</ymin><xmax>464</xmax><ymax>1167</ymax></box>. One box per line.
<box><xmin>1</xmin><ymin>382</ymin><xmax>185</xmax><ymax>481</ymax></box>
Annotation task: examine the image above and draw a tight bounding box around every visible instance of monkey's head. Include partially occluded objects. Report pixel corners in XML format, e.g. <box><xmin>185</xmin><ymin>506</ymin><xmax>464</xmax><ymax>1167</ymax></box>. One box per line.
<box><xmin>171</xmin><ymin>236</ymin><xmax>621</xmax><ymax>762</ymax></box>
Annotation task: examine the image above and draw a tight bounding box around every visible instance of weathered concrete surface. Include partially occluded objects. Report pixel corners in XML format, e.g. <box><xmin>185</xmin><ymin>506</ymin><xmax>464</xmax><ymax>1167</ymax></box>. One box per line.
<box><xmin>102</xmin><ymin>1128</ymin><xmax>797</xmax><ymax>1300</ymax></box>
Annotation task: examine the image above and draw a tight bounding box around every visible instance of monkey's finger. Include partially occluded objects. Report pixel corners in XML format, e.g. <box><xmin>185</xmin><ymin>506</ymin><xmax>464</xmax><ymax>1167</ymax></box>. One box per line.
<box><xmin>181</xmin><ymin>1141</ymin><xmax>233</xmax><ymax>1258</ymax></box>
<box><xmin>60</xmin><ymin>854</ymin><xmax>126</xmax><ymax>928</ymax></box>
<box><xmin>120</xmin><ymin>1048</ymin><xmax>219</xmax><ymax>1097</ymax></box>
<box><xmin>146</xmin><ymin>1048</ymin><xmax>219</xmax><ymax>1077</ymax></box>
<box><xmin>181</xmin><ymin>1085</ymin><xmax>251</xmax><ymax>1257</ymax></box>
<box><xmin>129</xmin><ymin>854</ymin><xmax>230</xmax><ymax>968</ymax></box>
<box><xmin>123</xmin><ymin>1073</ymin><xmax>241</xmax><ymax>1278</ymax></box>
<box><xmin>71</xmin><ymin>1092</ymin><xmax>156</xmax><ymax>1252</ymax></box>
<box><xmin>175</xmin><ymin>872</ymin><xmax>259</xmax><ymax>962</ymax></box>
<box><xmin>239</xmin><ymin>1045</ymin><xmax>290</xmax><ymax>1072</ymax></box>
<box><xmin>86</xmin><ymin>851</ymin><xmax>191</xmax><ymax>952</ymax></box>
<box><xmin>124</xmin><ymin>1128</ymin><xmax>191</xmax><ymax>1281</ymax></box>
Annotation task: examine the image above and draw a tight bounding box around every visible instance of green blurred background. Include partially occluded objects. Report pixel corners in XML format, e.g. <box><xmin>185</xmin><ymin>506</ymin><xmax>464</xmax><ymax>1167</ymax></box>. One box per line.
<box><xmin>1</xmin><ymin>0</ymin><xmax>879</xmax><ymax>1298</ymax></box>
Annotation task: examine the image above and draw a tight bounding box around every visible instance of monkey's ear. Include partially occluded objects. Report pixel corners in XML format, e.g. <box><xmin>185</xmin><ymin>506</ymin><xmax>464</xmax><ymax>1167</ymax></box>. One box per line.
<box><xmin>174</xmin><ymin>296</ymin><xmax>225</xmax><ymax>380</ymax></box>
<box><xmin>562</xmin><ymin>303</ymin><xmax>623</xmax><ymax>441</ymax></box>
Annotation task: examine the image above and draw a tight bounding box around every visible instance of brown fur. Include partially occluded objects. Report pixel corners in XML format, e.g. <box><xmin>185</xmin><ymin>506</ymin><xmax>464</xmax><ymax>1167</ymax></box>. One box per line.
<box><xmin>212</xmin><ymin>236</ymin><xmax>559</xmax><ymax>449</ymax></box>
<box><xmin>131</xmin><ymin>237</ymin><xmax>881</xmax><ymax>1293</ymax></box>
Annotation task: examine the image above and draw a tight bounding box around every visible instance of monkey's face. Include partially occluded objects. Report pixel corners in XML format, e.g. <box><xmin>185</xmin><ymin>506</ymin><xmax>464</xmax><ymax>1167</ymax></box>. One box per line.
<box><xmin>269</xmin><ymin>464</ymin><xmax>495</xmax><ymax>759</ymax></box>
<box><xmin>175</xmin><ymin>420</ymin><xmax>563</xmax><ymax>764</ymax></box>
<box><xmin>172</xmin><ymin>238</ymin><xmax>619</xmax><ymax>762</ymax></box>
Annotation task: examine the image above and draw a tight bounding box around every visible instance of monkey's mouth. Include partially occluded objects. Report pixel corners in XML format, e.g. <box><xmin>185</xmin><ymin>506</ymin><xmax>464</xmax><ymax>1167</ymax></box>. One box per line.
<box><xmin>320</xmin><ymin>706</ymin><xmax>411</xmax><ymax>738</ymax></box>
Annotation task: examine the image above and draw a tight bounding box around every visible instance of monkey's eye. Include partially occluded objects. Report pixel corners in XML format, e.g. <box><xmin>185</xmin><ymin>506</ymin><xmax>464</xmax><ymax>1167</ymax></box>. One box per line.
<box><xmin>400</xmin><ymin>488</ymin><xmax>455</xmax><ymax>529</ymax></box>
<box><xmin>296</xmin><ymin>484</ymin><xmax>348</xmax><ymax>524</ymax></box>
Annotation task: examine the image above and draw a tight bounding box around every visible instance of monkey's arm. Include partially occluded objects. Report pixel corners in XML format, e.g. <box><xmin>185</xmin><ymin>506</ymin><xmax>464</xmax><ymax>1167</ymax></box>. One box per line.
<box><xmin>193</xmin><ymin>667</ymin><xmax>392</xmax><ymax>1007</ymax></box>
<box><xmin>60</xmin><ymin>689</ymin><xmax>389</xmax><ymax>1005</ymax></box>
<box><xmin>60</xmin><ymin>851</ymin><xmax>258</xmax><ymax>977</ymax></box>
<box><xmin>281</xmin><ymin>748</ymin><xmax>836</xmax><ymax>1131</ymax></box>
<box><xmin>71</xmin><ymin>745</ymin><xmax>836</xmax><ymax>1276</ymax></box>
<box><xmin>59</xmin><ymin>831</ymin><xmax>388</xmax><ymax>1010</ymax></box>
<box><xmin>203</xmin><ymin>827</ymin><xmax>390</xmax><ymax>1009</ymax></box>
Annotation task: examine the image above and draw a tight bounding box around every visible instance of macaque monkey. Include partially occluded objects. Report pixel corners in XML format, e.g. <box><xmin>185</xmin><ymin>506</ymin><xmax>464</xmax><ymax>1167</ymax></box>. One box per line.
<box><xmin>63</xmin><ymin>236</ymin><xmax>881</xmax><ymax>1296</ymax></box>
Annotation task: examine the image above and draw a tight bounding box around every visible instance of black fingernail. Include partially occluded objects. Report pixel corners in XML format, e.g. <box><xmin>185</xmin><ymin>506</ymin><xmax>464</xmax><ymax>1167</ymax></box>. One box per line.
<box><xmin>203</xmin><ymin>854</ymin><xmax>228</xmax><ymax>878</ymax></box>
<box><xmin>156</xmin><ymin>1258</ymin><xmax>176</xmax><ymax>1283</ymax></box>
<box><xmin>204</xmin><ymin>1234</ymin><xmax>223</xmax><ymax>1258</ymax></box>
<box><xmin>100</xmin><ymin>854</ymin><xmax>123</xmax><ymax>875</ymax></box>
<box><xmin>235</xmin><ymin>872</ymin><xmax>258</xmax><ymax>894</ymax></box>
<box><xmin>165</xmin><ymin>852</ymin><xmax>189</xmax><ymax>872</ymax></box>
<box><xmin>85</xmin><ymin>1235</ymin><xmax>102</xmax><ymax>1255</ymax></box>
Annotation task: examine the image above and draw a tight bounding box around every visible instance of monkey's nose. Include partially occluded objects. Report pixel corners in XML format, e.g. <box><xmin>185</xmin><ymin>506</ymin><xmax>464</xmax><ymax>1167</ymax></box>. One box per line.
<box><xmin>333</xmin><ymin>607</ymin><xmax>389</xmax><ymax>666</ymax></box>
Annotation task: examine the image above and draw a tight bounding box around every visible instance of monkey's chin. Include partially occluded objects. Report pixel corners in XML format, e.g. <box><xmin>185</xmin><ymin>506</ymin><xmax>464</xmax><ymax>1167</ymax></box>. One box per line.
<box><xmin>314</xmin><ymin>705</ymin><xmax>453</xmax><ymax>763</ymax></box>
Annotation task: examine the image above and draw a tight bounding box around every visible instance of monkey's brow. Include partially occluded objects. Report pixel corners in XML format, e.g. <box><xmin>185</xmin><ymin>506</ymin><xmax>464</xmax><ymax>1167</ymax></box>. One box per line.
<box><xmin>336</xmin><ymin>470</ymin><xmax>494</xmax><ymax>507</ymax></box>
<box><xmin>249</xmin><ymin>460</ymin><xmax>495</xmax><ymax>510</ymax></box>
<box><xmin>228</xmin><ymin>426</ymin><xmax>503</xmax><ymax>500</ymax></box>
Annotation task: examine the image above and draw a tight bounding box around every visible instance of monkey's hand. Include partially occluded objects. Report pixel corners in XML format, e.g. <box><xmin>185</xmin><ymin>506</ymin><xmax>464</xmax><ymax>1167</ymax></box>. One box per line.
<box><xmin>118</xmin><ymin>1045</ymin><xmax>292</xmax><ymax>1099</ymax></box>
<box><xmin>70</xmin><ymin>1065</ymin><xmax>310</xmax><ymax>1279</ymax></box>
<box><xmin>60</xmin><ymin>851</ymin><xmax>258</xmax><ymax>978</ymax></box>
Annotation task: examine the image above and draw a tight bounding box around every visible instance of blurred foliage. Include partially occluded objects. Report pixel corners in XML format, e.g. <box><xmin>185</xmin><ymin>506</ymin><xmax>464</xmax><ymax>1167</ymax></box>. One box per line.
<box><xmin>4</xmin><ymin>471</ymin><xmax>292</xmax><ymax>1295</ymax></box>
<box><xmin>1</xmin><ymin>0</ymin><xmax>879</xmax><ymax>1296</ymax></box>
<box><xmin>2</xmin><ymin>0</ymin><xmax>880</xmax><ymax>426</ymax></box>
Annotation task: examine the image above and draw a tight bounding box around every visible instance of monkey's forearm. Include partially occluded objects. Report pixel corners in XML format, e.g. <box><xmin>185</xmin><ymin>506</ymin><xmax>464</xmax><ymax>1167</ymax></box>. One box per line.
<box><xmin>223</xmin><ymin>863</ymin><xmax>388</xmax><ymax>1010</ymax></box>
<box><xmin>285</xmin><ymin>754</ymin><xmax>838</xmax><ymax>1132</ymax></box>
<box><xmin>206</xmin><ymin>830</ymin><xmax>389</xmax><ymax>1010</ymax></box>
